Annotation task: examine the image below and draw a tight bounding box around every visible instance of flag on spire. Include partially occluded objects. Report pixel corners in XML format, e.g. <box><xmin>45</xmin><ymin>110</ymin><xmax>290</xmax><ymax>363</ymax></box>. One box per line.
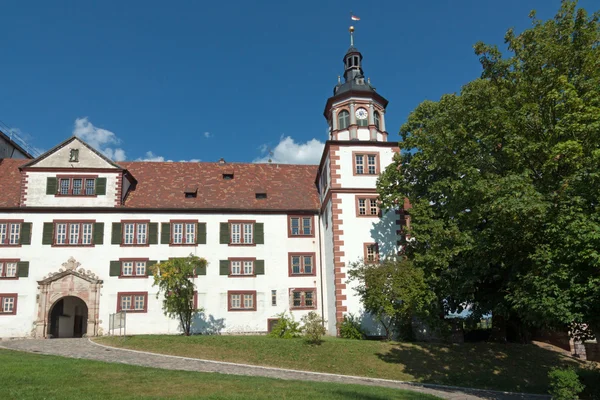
<box><xmin>351</xmin><ymin>14</ymin><xmax>360</xmax><ymax>21</ymax></box>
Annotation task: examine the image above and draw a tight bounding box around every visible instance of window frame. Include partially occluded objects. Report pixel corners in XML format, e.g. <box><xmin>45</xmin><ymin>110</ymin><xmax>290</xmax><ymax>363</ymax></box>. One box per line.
<box><xmin>228</xmin><ymin>257</ymin><xmax>256</xmax><ymax>277</ymax></box>
<box><xmin>0</xmin><ymin>220</ymin><xmax>23</xmax><ymax>247</ymax></box>
<box><xmin>287</xmin><ymin>215</ymin><xmax>315</xmax><ymax>237</ymax></box>
<box><xmin>170</xmin><ymin>219</ymin><xmax>197</xmax><ymax>246</ymax></box>
<box><xmin>121</xmin><ymin>220</ymin><xmax>150</xmax><ymax>247</ymax></box>
<box><xmin>355</xmin><ymin>196</ymin><xmax>380</xmax><ymax>217</ymax></box>
<box><xmin>227</xmin><ymin>290</ymin><xmax>257</xmax><ymax>311</ymax></box>
<box><xmin>364</xmin><ymin>242</ymin><xmax>380</xmax><ymax>264</ymax></box>
<box><xmin>118</xmin><ymin>258</ymin><xmax>149</xmax><ymax>279</ymax></box>
<box><xmin>117</xmin><ymin>291</ymin><xmax>148</xmax><ymax>313</ymax></box>
<box><xmin>0</xmin><ymin>293</ymin><xmax>18</xmax><ymax>315</ymax></box>
<box><xmin>352</xmin><ymin>152</ymin><xmax>380</xmax><ymax>176</ymax></box>
<box><xmin>0</xmin><ymin>259</ymin><xmax>19</xmax><ymax>280</ymax></box>
<box><xmin>55</xmin><ymin>175</ymin><xmax>98</xmax><ymax>197</ymax></box>
<box><xmin>337</xmin><ymin>109</ymin><xmax>350</xmax><ymax>130</ymax></box>
<box><xmin>288</xmin><ymin>253</ymin><xmax>317</xmax><ymax>277</ymax></box>
<box><xmin>289</xmin><ymin>288</ymin><xmax>317</xmax><ymax>310</ymax></box>
<box><xmin>228</xmin><ymin>220</ymin><xmax>255</xmax><ymax>246</ymax></box>
<box><xmin>374</xmin><ymin>111</ymin><xmax>381</xmax><ymax>130</ymax></box>
<box><xmin>52</xmin><ymin>220</ymin><xmax>95</xmax><ymax>247</ymax></box>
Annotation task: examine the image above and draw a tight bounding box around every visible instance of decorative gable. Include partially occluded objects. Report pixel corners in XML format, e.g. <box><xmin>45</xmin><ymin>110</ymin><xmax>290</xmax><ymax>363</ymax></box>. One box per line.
<box><xmin>22</xmin><ymin>137</ymin><xmax>121</xmax><ymax>170</ymax></box>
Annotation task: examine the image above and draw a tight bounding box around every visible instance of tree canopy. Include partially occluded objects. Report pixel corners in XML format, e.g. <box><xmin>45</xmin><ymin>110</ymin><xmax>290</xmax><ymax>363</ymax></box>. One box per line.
<box><xmin>378</xmin><ymin>0</ymin><xmax>600</xmax><ymax>338</ymax></box>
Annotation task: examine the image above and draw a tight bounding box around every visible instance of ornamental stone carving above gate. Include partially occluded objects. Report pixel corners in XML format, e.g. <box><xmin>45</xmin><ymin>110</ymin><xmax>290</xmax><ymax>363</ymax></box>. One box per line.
<box><xmin>32</xmin><ymin>257</ymin><xmax>103</xmax><ymax>338</ymax></box>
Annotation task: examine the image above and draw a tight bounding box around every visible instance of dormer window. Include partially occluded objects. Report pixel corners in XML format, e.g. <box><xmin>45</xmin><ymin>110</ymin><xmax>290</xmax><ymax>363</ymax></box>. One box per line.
<box><xmin>255</xmin><ymin>193</ymin><xmax>267</xmax><ymax>200</ymax></box>
<box><xmin>50</xmin><ymin>176</ymin><xmax>104</xmax><ymax>196</ymax></box>
<box><xmin>223</xmin><ymin>174</ymin><xmax>234</xmax><ymax>180</ymax></box>
<box><xmin>338</xmin><ymin>110</ymin><xmax>350</xmax><ymax>130</ymax></box>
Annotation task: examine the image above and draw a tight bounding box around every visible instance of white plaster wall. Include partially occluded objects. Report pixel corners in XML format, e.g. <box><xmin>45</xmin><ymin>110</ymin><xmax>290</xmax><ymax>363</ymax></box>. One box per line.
<box><xmin>337</xmin><ymin>145</ymin><xmax>397</xmax><ymax>189</ymax></box>
<box><xmin>333</xmin><ymin>130</ymin><xmax>387</xmax><ymax>143</ymax></box>
<box><xmin>24</xmin><ymin>171</ymin><xmax>120</xmax><ymax>208</ymax></box>
<box><xmin>0</xmin><ymin>212</ymin><xmax>322</xmax><ymax>338</ymax></box>
<box><xmin>320</xmin><ymin>199</ymin><xmax>337</xmax><ymax>335</ymax></box>
<box><xmin>32</xmin><ymin>141</ymin><xmax>117</xmax><ymax>169</ymax></box>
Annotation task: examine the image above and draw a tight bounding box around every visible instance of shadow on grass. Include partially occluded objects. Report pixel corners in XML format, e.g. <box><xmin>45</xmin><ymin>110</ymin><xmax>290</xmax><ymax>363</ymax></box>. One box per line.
<box><xmin>376</xmin><ymin>342</ymin><xmax>583</xmax><ymax>395</ymax></box>
<box><xmin>331</xmin><ymin>388</ymin><xmax>435</xmax><ymax>400</ymax></box>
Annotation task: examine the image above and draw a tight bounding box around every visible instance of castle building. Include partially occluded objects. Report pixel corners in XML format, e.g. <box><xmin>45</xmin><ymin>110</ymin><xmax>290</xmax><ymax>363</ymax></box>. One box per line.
<box><xmin>0</xmin><ymin>30</ymin><xmax>402</xmax><ymax>338</ymax></box>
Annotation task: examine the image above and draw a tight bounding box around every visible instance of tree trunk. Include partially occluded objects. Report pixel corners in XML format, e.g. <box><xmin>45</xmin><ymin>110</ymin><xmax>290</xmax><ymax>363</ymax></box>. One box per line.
<box><xmin>489</xmin><ymin>314</ymin><xmax>507</xmax><ymax>342</ymax></box>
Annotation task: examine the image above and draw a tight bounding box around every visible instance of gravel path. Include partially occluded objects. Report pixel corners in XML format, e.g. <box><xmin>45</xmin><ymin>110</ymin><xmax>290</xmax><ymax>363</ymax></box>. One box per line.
<box><xmin>0</xmin><ymin>338</ymin><xmax>550</xmax><ymax>400</ymax></box>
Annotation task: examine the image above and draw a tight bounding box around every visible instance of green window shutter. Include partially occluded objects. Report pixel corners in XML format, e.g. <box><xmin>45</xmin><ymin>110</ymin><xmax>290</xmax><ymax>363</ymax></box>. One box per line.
<box><xmin>219</xmin><ymin>223</ymin><xmax>229</xmax><ymax>244</ymax></box>
<box><xmin>46</xmin><ymin>177</ymin><xmax>57</xmax><ymax>195</ymax></box>
<box><xmin>42</xmin><ymin>223</ymin><xmax>54</xmax><ymax>245</ymax></box>
<box><xmin>255</xmin><ymin>260</ymin><xmax>265</xmax><ymax>275</ymax></box>
<box><xmin>95</xmin><ymin>177</ymin><xmax>107</xmax><ymax>195</ymax></box>
<box><xmin>195</xmin><ymin>264</ymin><xmax>207</xmax><ymax>276</ymax></box>
<box><xmin>197</xmin><ymin>222</ymin><xmax>206</xmax><ymax>244</ymax></box>
<box><xmin>161</xmin><ymin>223</ymin><xmax>171</xmax><ymax>244</ymax></box>
<box><xmin>147</xmin><ymin>260</ymin><xmax>157</xmax><ymax>276</ymax></box>
<box><xmin>219</xmin><ymin>260</ymin><xmax>230</xmax><ymax>275</ymax></box>
<box><xmin>254</xmin><ymin>223</ymin><xmax>264</xmax><ymax>244</ymax></box>
<box><xmin>17</xmin><ymin>261</ymin><xmax>29</xmax><ymax>278</ymax></box>
<box><xmin>109</xmin><ymin>261</ymin><xmax>121</xmax><ymax>277</ymax></box>
<box><xmin>20</xmin><ymin>222</ymin><xmax>32</xmax><ymax>245</ymax></box>
<box><xmin>93</xmin><ymin>223</ymin><xmax>104</xmax><ymax>245</ymax></box>
<box><xmin>111</xmin><ymin>223</ymin><xmax>122</xmax><ymax>245</ymax></box>
<box><xmin>148</xmin><ymin>223</ymin><xmax>158</xmax><ymax>245</ymax></box>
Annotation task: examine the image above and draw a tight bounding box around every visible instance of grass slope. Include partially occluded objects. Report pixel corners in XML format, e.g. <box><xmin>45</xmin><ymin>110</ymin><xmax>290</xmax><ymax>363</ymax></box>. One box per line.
<box><xmin>0</xmin><ymin>349</ymin><xmax>438</xmax><ymax>400</ymax></box>
<box><xmin>96</xmin><ymin>335</ymin><xmax>583</xmax><ymax>394</ymax></box>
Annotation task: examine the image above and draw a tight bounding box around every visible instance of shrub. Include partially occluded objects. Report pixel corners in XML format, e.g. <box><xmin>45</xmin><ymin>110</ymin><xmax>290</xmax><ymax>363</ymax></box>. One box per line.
<box><xmin>338</xmin><ymin>314</ymin><xmax>364</xmax><ymax>340</ymax></box>
<box><xmin>301</xmin><ymin>311</ymin><xmax>327</xmax><ymax>344</ymax></box>
<box><xmin>268</xmin><ymin>311</ymin><xmax>301</xmax><ymax>339</ymax></box>
<box><xmin>548</xmin><ymin>367</ymin><xmax>585</xmax><ymax>400</ymax></box>
<box><xmin>578</xmin><ymin>366</ymin><xmax>600</xmax><ymax>400</ymax></box>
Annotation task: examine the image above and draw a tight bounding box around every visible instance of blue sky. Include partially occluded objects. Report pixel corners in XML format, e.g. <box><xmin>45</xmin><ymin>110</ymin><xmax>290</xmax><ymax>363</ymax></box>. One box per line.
<box><xmin>0</xmin><ymin>0</ymin><xmax>596</xmax><ymax>164</ymax></box>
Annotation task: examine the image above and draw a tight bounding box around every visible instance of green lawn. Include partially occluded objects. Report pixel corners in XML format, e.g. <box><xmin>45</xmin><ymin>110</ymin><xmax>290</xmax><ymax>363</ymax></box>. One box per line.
<box><xmin>0</xmin><ymin>349</ymin><xmax>438</xmax><ymax>400</ymax></box>
<box><xmin>96</xmin><ymin>335</ymin><xmax>585</xmax><ymax>394</ymax></box>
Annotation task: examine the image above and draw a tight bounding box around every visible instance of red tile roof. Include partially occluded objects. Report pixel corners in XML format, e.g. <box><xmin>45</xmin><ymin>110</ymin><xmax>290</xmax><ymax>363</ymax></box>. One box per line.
<box><xmin>119</xmin><ymin>162</ymin><xmax>319</xmax><ymax>211</ymax></box>
<box><xmin>0</xmin><ymin>159</ymin><xmax>27</xmax><ymax>208</ymax></box>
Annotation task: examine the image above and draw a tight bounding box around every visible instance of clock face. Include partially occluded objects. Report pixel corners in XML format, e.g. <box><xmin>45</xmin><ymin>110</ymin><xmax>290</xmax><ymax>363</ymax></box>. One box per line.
<box><xmin>355</xmin><ymin>108</ymin><xmax>368</xmax><ymax>120</ymax></box>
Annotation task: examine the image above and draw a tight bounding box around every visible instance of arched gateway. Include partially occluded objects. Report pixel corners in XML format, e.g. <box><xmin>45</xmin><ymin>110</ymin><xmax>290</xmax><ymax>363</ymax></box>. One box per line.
<box><xmin>33</xmin><ymin>257</ymin><xmax>103</xmax><ymax>338</ymax></box>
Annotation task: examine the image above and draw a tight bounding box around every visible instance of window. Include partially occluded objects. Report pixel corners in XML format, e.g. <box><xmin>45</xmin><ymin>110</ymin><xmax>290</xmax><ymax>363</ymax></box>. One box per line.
<box><xmin>228</xmin><ymin>291</ymin><xmax>256</xmax><ymax>311</ymax></box>
<box><xmin>288</xmin><ymin>216</ymin><xmax>313</xmax><ymax>237</ymax></box>
<box><xmin>353</xmin><ymin>153</ymin><xmax>379</xmax><ymax>175</ymax></box>
<box><xmin>121</xmin><ymin>260</ymin><xmax>147</xmax><ymax>278</ymax></box>
<box><xmin>54</xmin><ymin>222</ymin><xmax>94</xmax><ymax>246</ymax></box>
<box><xmin>364</xmin><ymin>243</ymin><xmax>379</xmax><ymax>263</ymax></box>
<box><xmin>117</xmin><ymin>292</ymin><xmax>147</xmax><ymax>313</ymax></box>
<box><xmin>290</xmin><ymin>288</ymin><xmax>317</xmax><ymax>309</ymax></box>
<box><xmin>356</xmin><ymin>197</ymin><xmax>380</xmax><ymax>217</ymax></box>
<box><xmin>0</xmin><ymin>221</ymin><xmax>21</xmax><ymax>246</ymax></box>
<box><xmin>289</xmin><ymin>253</ymin><xmax>316</xmax><ymax>276</ymax></box>
<box><xmin>122</xmin><ymin>222</ymin><xmax>148</xmax><ymax>245</ymax></box>
<box><xmin>171</xmin><ymin>221</ymin><xmax>196</xmax><ymax>245</ymax></box>
<box><xmin>230</xmin><ymin>259</ymin><xmax>255</xmax><ymax>276</ymax></box>
<box><xmin>0</xmin><ymin>261</ymin><xmax>17</xmax><ymax>278</ymax></box>
<box><xmin>56</xmin><ymin>176</ymin><xmax>97</xmax><ymax>196</ymax></box>
<box><xmin>338</xmin><ymin>110</ymin><xmax>350</xmax><ymax>130</ymax></box>
<box><xmin>231</xmin><ymin>222</ymin><xmax>253</xmax><ymax>244</ymax></box>
<box><xmin>271</xmin><ymin>290</ymin><xmax>277</xmax><ymax>306</ymax></box>
<box><xmin>0</xmin><ymin>294</ymin><xmax>17</xmax><ymax>315</ymax></box>
<box><xmin>374</xmin><ymin>111</ymin><xmax>381</xmax><ymax>130</ymax></box>
<box><xmin>223</xmin><ymin>173</ymin><xmax>234</xmax><ymax>180</ymax></box>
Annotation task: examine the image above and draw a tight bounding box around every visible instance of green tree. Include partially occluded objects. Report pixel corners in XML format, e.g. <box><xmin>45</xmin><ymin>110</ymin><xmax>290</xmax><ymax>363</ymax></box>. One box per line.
<box><xmin>378</xmin><ymin>1</ymin><xmax>600</xmax><ymax>339</ymax></box>
<box><xmin>151</xmin><ymin>255</ymin><xmax>208</xmax><ymax>336</ymax></box>
<box><xmin>347</xmin><ymin>257</ymin><xmax>436</xmax><ymax>340</ymax></box>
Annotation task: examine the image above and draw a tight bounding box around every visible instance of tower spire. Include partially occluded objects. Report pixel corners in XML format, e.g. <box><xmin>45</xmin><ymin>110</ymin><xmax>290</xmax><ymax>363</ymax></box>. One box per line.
<box><xmin>349</xmin><ymin>25</ymin><xmax>355</xmax><ymax>47</ymax></box>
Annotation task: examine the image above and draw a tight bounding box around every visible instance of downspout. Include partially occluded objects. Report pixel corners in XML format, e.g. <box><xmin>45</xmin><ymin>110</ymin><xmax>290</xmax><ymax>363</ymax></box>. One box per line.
<box><xmin>318</xmin><ymin>213</ymin><xmax>325</xmax><ymax>327</ymax></box>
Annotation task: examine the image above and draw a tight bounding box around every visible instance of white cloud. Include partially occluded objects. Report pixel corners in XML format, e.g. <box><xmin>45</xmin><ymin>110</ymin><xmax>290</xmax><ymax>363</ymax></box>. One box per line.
<box><xmin>72</xmin><ymin>117</ymin><xmax>127</xmax><ymax>162</ymax></box>
<box><xmin>253</xmin><ymin>136</ymin><xmax>324</xmax><ymax>165</ymax></box>
<box><xmin>203</xmin><ymin>131</ymin><xmax>212</xmax><ymax>138</ymax></box>
<box><xmin>137</xmin><ymin>151</ymin><xmax>166</xmax><ymax>162</ymax></box>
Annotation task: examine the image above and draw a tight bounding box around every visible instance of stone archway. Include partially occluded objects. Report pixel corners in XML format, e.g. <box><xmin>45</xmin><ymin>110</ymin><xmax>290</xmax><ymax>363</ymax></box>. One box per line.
<box><xmin>33</xmin><ymin>257</ymin><xmax>103</xmax><ymax>338</ymax></box>
<box><xmin>48</xmin><ymin>296</ymin><xmax>88</xmax><ymax>338</ymax></box>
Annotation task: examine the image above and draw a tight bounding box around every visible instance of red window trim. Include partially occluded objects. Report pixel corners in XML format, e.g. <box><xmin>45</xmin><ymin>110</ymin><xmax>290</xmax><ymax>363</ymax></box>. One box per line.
<box><xmin>288</xmin><ymin>252</ymin><xmax>317</xmax><ymax>277</ymax></box>
<box><xmin>55</xmin><ymin>175</ymin><xmax>99</xmax><ymax>197</ymax></box>
<box><xmin>364</xmin><ymin>242</ymin><xmax>380</xmax><ymax>264</ymax></box>
<box><xmin>267</xmin><ymin>318</ymin><xmax>279</xmax><ymax>333</ymax></box>
<box><xmin>116</xmin><ymin>291</ymin><xmax>148</xmax><ymax>313</ymax></box>
<box><xmin>170</xmin><ymin>219</ymin><xmax>198</xmax><ymax>246</ymax></box>
<box><xmin>228</xmin><ymin>257</ymin><xmax>257</xmax><ymax>277</ymax></box>
<box><xmin>355</xmin><ymin>195</ymin><xmax>381</xmax><ymax>217</ymax></box>
<box><xmin>289</xmin><ymin>288</ymin><xmax>317</xmax><ymax>310</ymax></box>
<box><xmin>0</xmin><ymin>259</ymin><xmax>20</xmax><ymax>280</ymax></box>
<box><xmin>287</xmin><ymin>215</ymin><xmax>315</xmax><ymax>238</ymax></box>
<box><xmin>0</xmin><ymin>293</ymin><xmax>18</xmax><ymax>315</ymax></box>
<box><xmin>352</xmin><ymin>152</ymin><xmax>380</xmax><ymax>176</ymax></box>
<box><xmin>52</xmin><ymin>220</ymin><xmax>96</xmax><ymax>247</ymax></box>
<box><xmin>0</xmin><ymin>220</ymin><xmax>23</xmax><ymax>247</ymax></box>
<box><xmin>227</xmin><ymin>290</ymin><xmax>257</xmax><ymax>311</ymax></box>
<box><xmin>228</xmin><ymin>220</ymin><xmax>256</xmax><ymax>246</ymax></box>
<box><xmin>193</xmin><ymin>291</ymin><xmax>198</xmax><ymax>309</ymax></box>
<box><xmin>120</xmin><ymin>220</ymin><xmax>150</xmax><ymax>247</ymax></box>
<box><xmin>118</xmin><ymin>258</ymin><xmax>150</xmax><ymax>279</ymax></box>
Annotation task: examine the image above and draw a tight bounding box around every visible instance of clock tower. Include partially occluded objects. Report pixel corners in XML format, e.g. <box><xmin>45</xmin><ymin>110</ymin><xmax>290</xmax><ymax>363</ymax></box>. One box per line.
<box><xmin>317</xmin><ymin>26</ymin><xmax>401</xmax><ymax>335</ymax></box>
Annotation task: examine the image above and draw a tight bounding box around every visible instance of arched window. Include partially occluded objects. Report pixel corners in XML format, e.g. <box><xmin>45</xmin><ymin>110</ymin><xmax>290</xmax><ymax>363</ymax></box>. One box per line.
<box><xmin>374</xmin><ymin>111</ymin><xmax>381</xmax><ymax>130</ymax></box>
<box><xmin>338</xmin><ymin>110</ymin><xmax>350</xmax><ymax>130</ymax></box>
<box><xmin>357</xmin><ymin>117</ymin><xmax>368</xmax><ymax>127</ymax></box>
